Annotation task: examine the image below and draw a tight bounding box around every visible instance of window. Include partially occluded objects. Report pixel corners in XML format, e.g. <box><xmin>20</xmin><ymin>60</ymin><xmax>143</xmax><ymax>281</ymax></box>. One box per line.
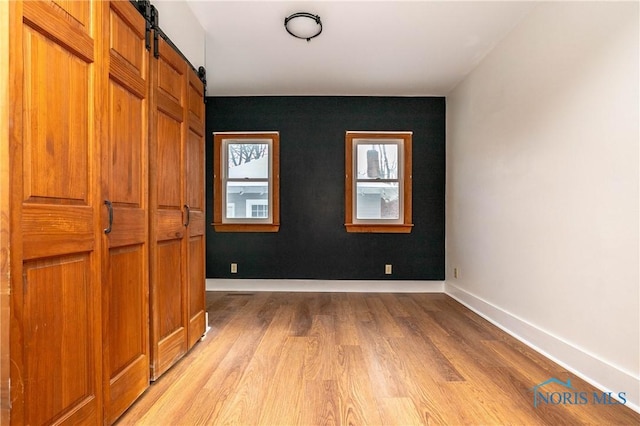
<box><xmin>246</xmin><ymin>199</ymin><xmax>268</xmax><ymax>218</ymax></box>
<box><xmin>213</xmin><ymin>132</ymin><xmax>279</xmax><ymax>232</ymax></box>
<box><xmin>345</xmin><ymin>131</ymin><xmax>413</xmax><ymax>233</ymax></box>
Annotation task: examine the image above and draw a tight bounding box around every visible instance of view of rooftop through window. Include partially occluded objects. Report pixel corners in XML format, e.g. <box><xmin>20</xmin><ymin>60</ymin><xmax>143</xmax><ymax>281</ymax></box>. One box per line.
<box><xmin>355</xmin><ymin>141</ymin><xmax>401</xmax><ymax>220</ymax></box>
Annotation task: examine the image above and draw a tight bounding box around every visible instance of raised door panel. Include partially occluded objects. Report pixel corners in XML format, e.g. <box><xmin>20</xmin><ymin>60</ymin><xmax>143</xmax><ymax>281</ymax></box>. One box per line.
<box><xmin>157</xmin><ymin>46</ymin><xmax>184</xmax><ymax>105</ymax></box>
<box><xmin>154</xmin><ymin>240</ymin><xmax>186</xmax><ymax>375</ymax></box>
<box><xmin>10</xmin><ymin>1</ymin><xmax>102</xmax><ymax>423</ymax></box>
<box><xmin>149</xmin><ymin>36</ymin><xmax>187</xmax><ymax>380</ymax></box>
<box><xmin>23</xmin><ymin>255</ymin><xmax>99</xmax><ymax>426</ymax></box>
<box><xmin>185</xmin><ymin>71</ymin><xmax>205</xmax><ymax>350</ymax></box>
<box><xmin>22</xmin><ymin>26</ymin><xmax>90</xmax><ymax>203</ymax></box>
<box><xmin>48</xmin><ymin>0</ymin><xmax>91</xmax><ymax>28</ymax></box>
<box><xmin>104</xmin><ymin>246</ymin><xmax>148</xmax><ymax>423</ymax></box>
<box><xmin>187</xmin><ymin>71</ymin><xmax>205</xmax><ymax>135</ymax></box>
<box><xmin>101</xmin><ymin>1</ymin><xmax>149</xmax><ymax>421</ymax></box>
<box><xmin>185</xmin><ymin>77</ymin><xmax>205</xmax><ymax>212</ymax></box>
<box><xmin>156</xmin><ymin>111</ymin><xmax>183</xmax><ymax>208</ymax></box>
<box><xmin>187</xmin><ymin>236</ymin><xmax>205</xmax><ymax>349</ymax></box>
<box><xmin>108</xmin><ymin>82</ymin><xmax>144</xmax><ymax>204</ymax></box>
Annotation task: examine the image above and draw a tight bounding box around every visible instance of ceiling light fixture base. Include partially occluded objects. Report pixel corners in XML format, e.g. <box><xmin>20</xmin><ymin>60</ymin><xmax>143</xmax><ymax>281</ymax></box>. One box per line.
<box><xmin>284</xmin><ymin>12</ymin><xmax>322</xmax><ymax>42</ymax></box>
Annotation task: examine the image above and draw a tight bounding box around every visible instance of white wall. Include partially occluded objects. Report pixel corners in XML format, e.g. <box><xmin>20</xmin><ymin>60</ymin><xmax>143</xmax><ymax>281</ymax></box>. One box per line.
<box><xmin>152</xmin><ymin>0</ymin><xmax>205</xmax><ymax>69</ymax></box>
<box><xmin>446</xmin><ymin>1</ymin><xmax>639</xmax><ymax>408</ymax></box>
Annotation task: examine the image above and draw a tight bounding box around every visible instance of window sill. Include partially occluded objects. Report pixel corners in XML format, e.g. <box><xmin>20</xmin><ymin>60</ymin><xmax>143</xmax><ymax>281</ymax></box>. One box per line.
<box><xmin>213</xmin><ymin>223</ymin><xmax>280</xmax><ymax>233</ymax></box>
<box><xmin>344</xmin><ymin>223</ymin><xmax>413</xmax><ymax>233</ymax></box>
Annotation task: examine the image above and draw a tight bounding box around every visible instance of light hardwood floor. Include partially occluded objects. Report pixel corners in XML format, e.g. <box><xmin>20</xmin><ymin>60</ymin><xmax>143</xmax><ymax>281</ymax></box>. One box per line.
<box><xmin>117</xmin><ymin>292</ymin><xmax>640</xmax><ymax>425</ymax></box>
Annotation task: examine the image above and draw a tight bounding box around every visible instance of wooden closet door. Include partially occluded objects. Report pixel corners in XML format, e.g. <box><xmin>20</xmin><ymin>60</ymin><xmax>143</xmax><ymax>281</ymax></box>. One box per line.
<box><xmin>1</xmin><ymin>1</ymin><xmax>10</xmax><ymax>424</ymax></box>
<box><xmin>101</xmin><ymin>1</ymin><xmax>149</xmax><ymax>423</ymax></box>
<box><xmin>149</xmin><ymin>36</ymin><xmax>188</xmax><ymax>380</ymax></box>
<box><xmin>185</xmin><ymin>69</ymin><xmax>206</xmax><ymax>350</ymax></box>
<box><xmin>9</xmin><ymin>1</ymin><xmax>103</xmax><ymax>424</ymax></box>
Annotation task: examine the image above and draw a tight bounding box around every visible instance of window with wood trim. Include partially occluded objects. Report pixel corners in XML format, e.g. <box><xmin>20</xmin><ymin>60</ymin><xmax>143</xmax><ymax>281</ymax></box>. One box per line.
<box><xmin>345</xmin><ymin>131</ymin><xmax>413</xmax><ymax>233</ymax></box>
<box><xmin>213</xmin><ymin>132</ymin><xmax>280</xmax><ymax>232</ymax></box>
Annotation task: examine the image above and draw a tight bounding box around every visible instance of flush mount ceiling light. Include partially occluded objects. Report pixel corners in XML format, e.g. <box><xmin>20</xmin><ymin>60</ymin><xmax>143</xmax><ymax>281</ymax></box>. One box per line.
<box><xmin>284</xmin><ymin>12</ymin><xmax>322</xmax><ymax>42</ymax></box>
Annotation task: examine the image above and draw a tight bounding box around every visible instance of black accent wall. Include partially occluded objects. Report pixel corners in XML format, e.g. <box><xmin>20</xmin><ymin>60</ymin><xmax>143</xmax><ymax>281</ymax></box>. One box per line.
<box><xmin>206</xmin><ymin>97</ymin><xmax>445</xmax><ymax>280</ymax></box>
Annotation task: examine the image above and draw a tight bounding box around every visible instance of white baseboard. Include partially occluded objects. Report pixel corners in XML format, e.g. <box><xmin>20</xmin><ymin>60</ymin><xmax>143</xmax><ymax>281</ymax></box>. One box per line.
<box><xmin>445</xmin><ymin>282</ymin><xmax>640</xmax><ymax>413</ymax></box>
<box><xmin>206</xmin><ymin>278</ymin><xmax>444</xmax><ymax>293</ymax></box>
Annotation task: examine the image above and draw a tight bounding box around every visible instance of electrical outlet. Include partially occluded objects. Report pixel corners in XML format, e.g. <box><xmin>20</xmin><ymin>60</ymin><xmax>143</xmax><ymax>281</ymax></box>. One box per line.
<box><xmin>385</xmin><ymin>264</ymin><xmax>392</xmax><ymax>275</ymax></box>
<box><xmin>453</xmin><ymin>267</ymin><xmax>459</xmax><ymax>279</ymax></box>
<box><xmin>231</xmin><ymin>263</ymin><xmax>238</xmax><ymax>273</ymax></box>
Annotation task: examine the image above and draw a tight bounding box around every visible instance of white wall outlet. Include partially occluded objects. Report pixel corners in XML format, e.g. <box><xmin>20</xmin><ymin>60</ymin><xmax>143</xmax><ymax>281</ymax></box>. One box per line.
<box><xmin>231</xmin><ymin>263</ymin><xmax>238</xmax><ymax>273</ymax></box>
<box><xmin>453</xmin><ymin>267</ymin><xmax>459</xmax><ymax>279</ymax></box>
<box><xmin>385</xmin><ymin>264</ymin><xmax>392</xmax><ymax>275</ymax></box>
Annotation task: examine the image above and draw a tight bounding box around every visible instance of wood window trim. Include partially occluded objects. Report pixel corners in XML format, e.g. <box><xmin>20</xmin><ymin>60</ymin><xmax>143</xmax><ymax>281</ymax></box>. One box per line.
<box><xmin>345</xmin><ymin>131</ymin><xmax>413</xmax><ymax>233</ymax></box>
<box><xmin>213</xmin><ymin>132</ymin><xmax>280</xmax><ymax>232</ymax></box>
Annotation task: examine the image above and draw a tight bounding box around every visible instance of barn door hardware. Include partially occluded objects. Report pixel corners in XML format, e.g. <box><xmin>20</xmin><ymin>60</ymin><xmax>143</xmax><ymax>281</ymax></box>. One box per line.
<box><xmin>135</xmin><ymin>0</ymin><xmax>152</xmax><ymax>50</ymax></box>
<box><xmin>183</xmin><ymin>204</ymin><xmax>191</xmax><ymax>227</ymax></box>
<box><xmin>104</xmin><ymin>200</ymin><xmax>113</xmax><ymax>234</ymax></box>
<box><xmin>151</xmin><ymin>5</ymin><xmax>160</xmax><ymax>58</ymax></box>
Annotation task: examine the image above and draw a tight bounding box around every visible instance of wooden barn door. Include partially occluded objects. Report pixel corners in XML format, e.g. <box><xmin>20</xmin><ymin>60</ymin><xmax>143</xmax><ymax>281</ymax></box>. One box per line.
<box><xmin>149</xmin><ymin>32</ymin><xmax>206</xmax><ymax>379</ymax></box>
<box><xmin>149</xmin><ymin>35</ymin><xmax>189</xmax><ymax>380</ymax></box>
<box><xmin>1</xmin><ymin>0</ymin><xmax>10</xmax><ymax>423</ymax></box>
<box><xmin>6</xmin><ymin>0</ymin><xmax>204</xmax><ymax>421</ymax></box>
<box><xmin>185</xmin><ymin>69</ymin><xmax>206</xmax><ymax>350</ymax></box>
<box><xmin>8</xmin><ymin>1</ymin><xmax>103</xmax><ymax>424</ymax></box>
<box><xmin>100</xmin><ymin>1</ymin><xmax>150</xmax><ymax>422</ymax></box>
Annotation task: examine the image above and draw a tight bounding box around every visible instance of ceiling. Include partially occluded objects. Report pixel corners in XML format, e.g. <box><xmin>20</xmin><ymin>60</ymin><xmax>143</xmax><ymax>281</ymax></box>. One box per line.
<box><xmin>185</xmin><ymin>1</ymin><xmax>536</xmax><ymax>97</ymax></box>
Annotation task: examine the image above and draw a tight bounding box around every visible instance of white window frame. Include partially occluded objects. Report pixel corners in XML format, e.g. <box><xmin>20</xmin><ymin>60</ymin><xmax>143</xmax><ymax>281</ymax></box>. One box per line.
<box><xmin>352</xmin><ymin>139</ymin><xmax>404</xmax><ymax>225</ymax></box>
<box><xmin>221</xmin><ymin>138</ymin><xmax>272</xmax><ymax>224</ymax></box>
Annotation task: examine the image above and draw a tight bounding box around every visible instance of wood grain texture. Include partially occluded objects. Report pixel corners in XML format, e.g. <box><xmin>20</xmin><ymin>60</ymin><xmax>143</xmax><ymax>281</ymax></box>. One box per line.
<box><xmin>185</xmin><ymin>67</ymin><xmax>206</xmax><ymax>351</ymax></box>
<box><xmin>10</xmin><ymin>0</ymin><xmax>103</xmax><ymax>424</ymax></box>
<box><xmin>0</xmin><ymin>1</ymin><xmax>9</xmax><ymax>422</ymax></box>
<box><xmin>117</xmin><ymin>292</ymin><xmax>640</xmax><ymax>425</ymax></box>
<box><xmin>101</xmin><ymin>2</ymin><xmax>151</xmax><ymax>421</ymax></box>
<box><xmin>148</xmin><ymin>35</ymin><xmax>199</xmax><ymax>381</ymax></box>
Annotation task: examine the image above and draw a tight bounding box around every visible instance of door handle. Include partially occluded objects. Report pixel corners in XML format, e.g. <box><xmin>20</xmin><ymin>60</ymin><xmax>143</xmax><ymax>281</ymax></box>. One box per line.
<box><xmin>183</xmin><ymin>204</ymin><xmax>190</xmax><ymax>227</ymax></box>
<box><xmin>104</xmin><ymin>200</ymin><xmax>113</xmax><ymax>234</ymax></box>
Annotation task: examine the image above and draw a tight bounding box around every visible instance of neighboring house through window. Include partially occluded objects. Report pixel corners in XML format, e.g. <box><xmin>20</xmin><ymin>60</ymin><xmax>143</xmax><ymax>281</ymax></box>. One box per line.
<box><xmin>345</xmin><ymin>131</ymin><xmax>413</xmax><ymax>233</ymax></box>
<box><xmin>246</xmin><ymin>199</ymin><xmax>268</xmax><ymax>218</ymax></box>
<box><xmin>213</xmin><ymin>132</ymin><xmax>280</xmax><ymax>232</ymax></box>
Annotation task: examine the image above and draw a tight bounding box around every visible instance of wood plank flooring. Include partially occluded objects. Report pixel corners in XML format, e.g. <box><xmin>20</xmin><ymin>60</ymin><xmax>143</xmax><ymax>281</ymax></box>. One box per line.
<box><xmin>116</xmin><ymin>292</ymin><xmax>640</xmax><ymax>425</ymax></box>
